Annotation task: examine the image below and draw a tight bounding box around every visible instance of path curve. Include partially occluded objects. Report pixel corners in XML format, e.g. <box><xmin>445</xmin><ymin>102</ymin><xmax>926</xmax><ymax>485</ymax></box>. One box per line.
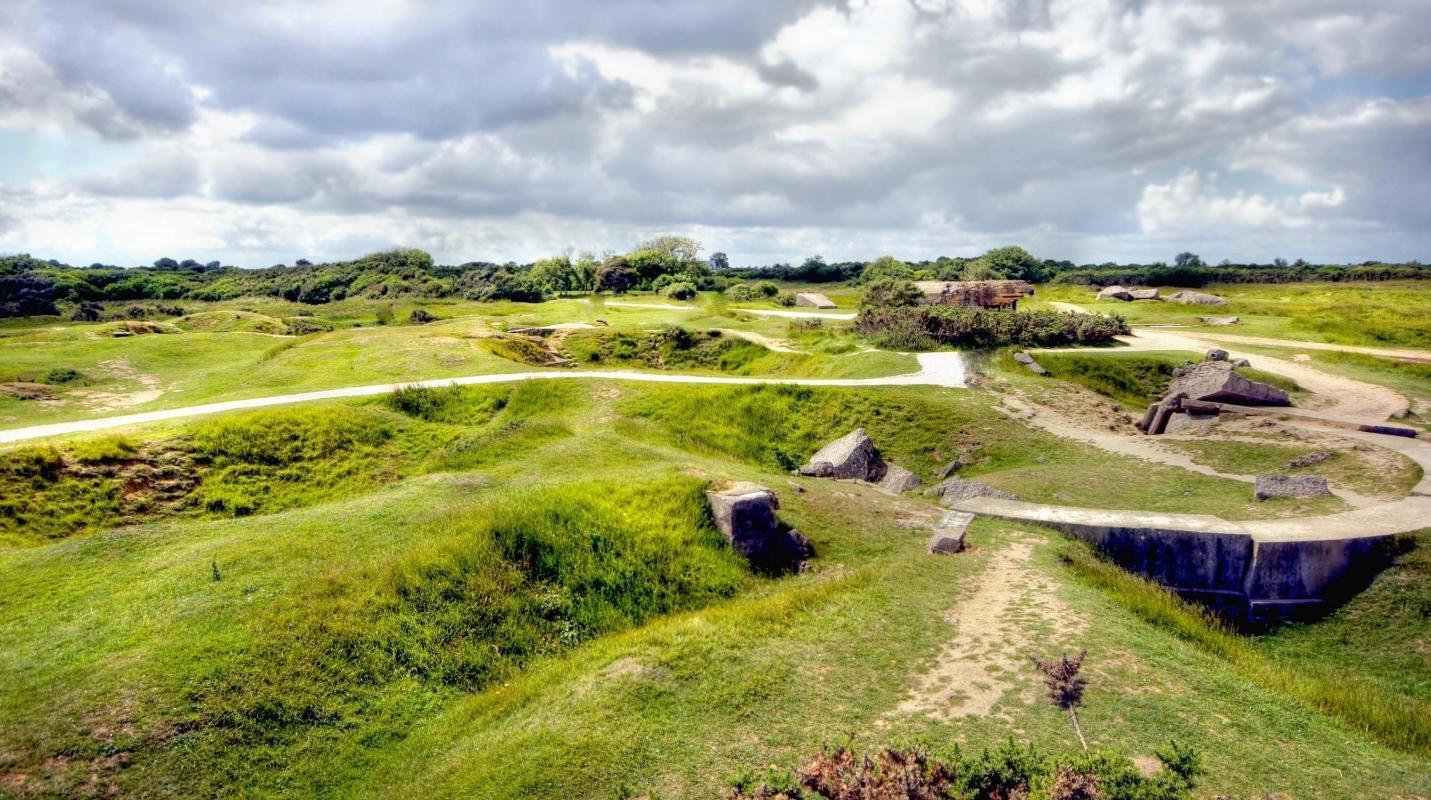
<box><xmin>1038</xmin><ymin>327</ymin><xmax>1409</xmax><ymax>420</ymax></box>
<box><xmin>0</xmin><ymin>352</ymin><xmax>965</xmax><ymax>444</ymax></box>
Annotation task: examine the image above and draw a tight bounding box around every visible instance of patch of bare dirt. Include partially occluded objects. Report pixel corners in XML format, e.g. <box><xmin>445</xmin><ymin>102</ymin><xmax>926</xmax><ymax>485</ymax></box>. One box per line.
<box><xmin>887</xmin><ymin>537</ymin><xmax>1086</xmax><ymax>722</ymax></box>
<box><xmin>59</xmin><ymin>358</ymin><xmax>163</xmax><ymax>412</ymax></box>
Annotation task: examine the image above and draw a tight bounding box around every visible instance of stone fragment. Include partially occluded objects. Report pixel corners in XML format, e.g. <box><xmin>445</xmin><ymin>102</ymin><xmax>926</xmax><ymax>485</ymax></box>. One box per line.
<box><xmin>1167</xmin><ymin>361</ymin><xmax>1289</xmax><ymax>406</ymax></box>
<box><xmin>1012</xmin><ymin>351</ymin><xmax>1035</xmax><ymax>364</ymax></box>
<box><xmin>1206</xmin><ymin>348</ymin><xmax>1229</xmax><ymax>361</ymax></box>
<box><xmin>798</xmin><ymin>428</ymin><xmax>884</xmax><ymax>481</ymax></box>
<box><xmin>926</xmin><ymin>477</ymin><xmax>1018</xmax><ymax>506</ymax></box>
<box><xmin>877</xmin><ymin>465</ymin><xmax>922</xmax><ymax>494</ymax></box>
<box><xmin>1097</xmin><ymin>285</ymin><xmax>1133</xmax><ymax>301</ymax></box>
<box><xmin>705</xmin><ymin>481</ymin><xmax>813</xmax><ymax>572</ymax></box>
<box><xmin>1168</xmin><ymin>289</ymin><xmax>1228</xmax><ymax>306</ymax></box>
<box><xmin>1200</xmin><ymin>315</ymin><xmax>1239</xmax><ymax>325</ymax></box>
<box><xmin>1127</xmin><ymin>287</ymin><xmax>1161</xmax><ymax>301</ymax></box>
<box><xmin>794</xmin><ymin>292</ymin><xmax>837</xmax><ymax>309</ymax></box>
<box><xmin>929</xmin><ymin>511</ymin><xmax>974</xmax><ymax>554</ymax></box>
<box><xmin>1254</xmin><ymin>474</ymin><xmax>1331</xmax><ymax>501</ymax></box>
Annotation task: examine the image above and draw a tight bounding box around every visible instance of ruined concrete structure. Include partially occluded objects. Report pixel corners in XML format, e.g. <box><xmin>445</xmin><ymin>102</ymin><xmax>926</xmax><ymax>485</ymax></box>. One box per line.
<box><xmin>912</xmin><ymin>280</ymin><xmax>1035</xmax><ymax>310</ymax></box>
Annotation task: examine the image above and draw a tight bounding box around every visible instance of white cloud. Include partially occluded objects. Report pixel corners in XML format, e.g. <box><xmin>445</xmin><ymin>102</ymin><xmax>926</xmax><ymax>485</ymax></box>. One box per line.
<box><xmin>1137</xmin><ymin>170</ymin><xmax>1345</xmax><ymax>233</ymax></box>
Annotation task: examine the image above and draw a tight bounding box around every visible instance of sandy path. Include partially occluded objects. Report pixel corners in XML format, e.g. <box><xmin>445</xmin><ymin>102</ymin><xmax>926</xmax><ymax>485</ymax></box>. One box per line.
<box><xmin>1183</xmin><ymin>333</ymin><xmax>1431</xmax><ymax>363</ymax></box>
<box><xmin>713</xmin><ymin>328</ymin><xmax>802</xmax><ymax>353</ymax></box>
<box><xmin>888</xmin><ymin>539</ymin><xmax>1082</xmax><ymax>721</ymax></box>
<box><xmin>0</xmin><ymin>352</ymin><xmax>965</xmax><ymax>444</ymax></box>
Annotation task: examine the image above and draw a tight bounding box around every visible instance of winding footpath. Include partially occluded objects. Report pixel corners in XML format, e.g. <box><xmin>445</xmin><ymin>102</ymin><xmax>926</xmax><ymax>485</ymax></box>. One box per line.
<box><xmin>0</xmin><ymin>352</ymin><xmax>965</xmax><ymax>445</ymax></box>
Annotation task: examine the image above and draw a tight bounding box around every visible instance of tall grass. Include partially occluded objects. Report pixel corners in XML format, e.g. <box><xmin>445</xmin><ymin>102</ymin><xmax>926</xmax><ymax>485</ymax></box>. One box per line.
<box><xmin>1058</xmin><ymin>538</ymin><xmax>1431</xmax><ymax>757</ymax></box>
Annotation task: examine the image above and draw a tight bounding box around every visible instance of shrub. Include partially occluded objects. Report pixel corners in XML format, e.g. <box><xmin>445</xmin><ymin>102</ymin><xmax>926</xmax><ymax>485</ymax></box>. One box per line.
<box><xmin>859</xmin><ymin>277</ymin><xmax>923</xmax><ymax>310</ymax></box>
<box><xmin>775</xmin><ymin>291</ymin><xmax>797</xmax><ymax>307</ymax></box>
<box><xmin>375</xmin><ymin>304</ymin><xmax>394</xmax><ymax>325</ymax></box>
<box><xmin>409</xmin><ymin>308</ymin><xmax>436</xmax><ymax>324</ymax></box>
<box><xmin>42</xmin><ymin>367</ymin><xmax>85</xmax><ymax>385</ymax></box>
<box><xmin>754</xmin><ymin>280</ymin><xmax>780</xmax><ymax>298</ymax></box>
<box><xmin>729</xmin><ymin>741</ymin><xmax>1201</xmax><ymax>800</ymax></box>
<box><xmin>725</xmin><ymin>283</ymin><xmax>756</xmax><ymax>301</ymax></box>
<box><xmin>856</xmin><ymin>306</ymin><xmax>1128</xmax><ymax>350</ymax></box>
<box><xmin>663</xmin><ymin>281</ymin><xmax>698</xmax><ymax>300</ymax></box>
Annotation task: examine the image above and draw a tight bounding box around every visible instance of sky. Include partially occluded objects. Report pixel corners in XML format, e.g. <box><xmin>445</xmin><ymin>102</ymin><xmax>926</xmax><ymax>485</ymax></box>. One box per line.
<box><xmin>1</xmin><ymin>0</ymin><xmax>1428</xmax><ymax>268</ymax></box>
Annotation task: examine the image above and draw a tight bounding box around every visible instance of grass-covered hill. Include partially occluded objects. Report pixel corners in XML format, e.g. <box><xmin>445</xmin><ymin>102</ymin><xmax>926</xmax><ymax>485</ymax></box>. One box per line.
<box><xmin>2</xmin><ymin>379</ymin><xmax>1428</xmax><ymax>798</ymax></box>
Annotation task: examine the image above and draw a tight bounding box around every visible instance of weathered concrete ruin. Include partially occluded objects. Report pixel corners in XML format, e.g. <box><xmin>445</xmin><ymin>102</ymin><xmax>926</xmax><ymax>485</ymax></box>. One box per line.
<box><xmin>928</xmin><ymin>511</ymin><xmax>974</xmax><ymax>554</ymax></box>
<box><xmin>1167</xmin><ymin>289</ymin><xmax>1228</xmax><ymax>306</ymax></box>
<box><xmin>913</xmin><ymin>280</ymin><xmax>1035</xmax><ymax>310</ymax></box>
<box><xmin>794</xmin><ymin>292</ymin><xmax>837</xmax><ymax>309</ymax></box>
<box><xmin>797</xmin><ymin>428</ymin><xmax>923</xmax><ymax>494</ymax></box>
<box><xmin>1254</xmin><ymin>475</ymin><xmax>1331</xmax><ymax>501</ymax></box>
<box><xmin>705</xmin><ymin>481</ymin><xmax>813</xmax><ymax>573</ymax></box>
<box><xmin>953</xmin><ymin>495</ymin><xmax>1402</xmax><ymax>626</ymax></box>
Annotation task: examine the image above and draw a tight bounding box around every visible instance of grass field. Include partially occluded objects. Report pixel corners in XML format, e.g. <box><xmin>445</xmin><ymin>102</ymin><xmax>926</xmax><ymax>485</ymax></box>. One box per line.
<box><xmin>1011</xmin><ymin>350</ymin><xmax>1301</xmax><ymax>410</ymax></box>
<box><xmin>5</xmin><ymin>383</ymin><xmax>1425</xmax><ymax>800</ymax></box>
<box><xmin>0</xmin><ymin>296</ymin><xmax>908</xmax><ymax>431</ymax></box>
<box><xmin>1032</xmin><ymin>280</ymin><xmax>1431</xmax><ymax>349</ymax></box>
<box><xmin>3</xmin><ymin>286</ymin><xmax>1430</xmax><ymax>799</ymax></box>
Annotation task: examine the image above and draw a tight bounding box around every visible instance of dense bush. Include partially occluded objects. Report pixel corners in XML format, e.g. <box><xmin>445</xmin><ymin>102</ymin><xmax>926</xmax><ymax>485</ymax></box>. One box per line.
<box><xmin>663</xmin><ymin>281</ymin><xmax>698</xmax><ymax>300</ymax></box>
<box><xmin>859</xmin><ymin>278</ymin><xmax>923</xmax><ymax>310</ymax></box>
<box><xmin>856</xmin><ymin>306</ymin><xmax>1129</xmax><ymax>349</ymax></box>
<box><xmin>730</xmin><ymin>741</ymin><xmax>1201</xmax><ymax>800</ymax></box>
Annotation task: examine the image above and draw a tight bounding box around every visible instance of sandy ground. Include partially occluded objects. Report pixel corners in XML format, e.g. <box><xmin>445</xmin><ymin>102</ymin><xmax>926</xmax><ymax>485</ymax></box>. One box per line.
<box><xmin>887</xmin><ymin>538</ymin><xmax>1083</xmax><ymax>721</ymax></box>
<box><xmin>713</xmin><ymin>328</ymin><xmax>802</xmax><ymax>353</ymax></box>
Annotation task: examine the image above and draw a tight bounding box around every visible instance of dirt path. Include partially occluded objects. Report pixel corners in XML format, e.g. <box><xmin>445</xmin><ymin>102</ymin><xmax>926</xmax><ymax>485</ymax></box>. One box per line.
<box><xmin>713</xmin><ymin>328</ymin><xmax>802</xmax><ymax>353</ymax></box>
<box><xmin>1175</xmin><ymin>333</ymin><xmax>1431</xmax><ymax>364</ymax></box>
<box><xmin>887</xmin><ymin>538</ymin><xmax>1082</xmax><ymax>721</ymax></box>
<box><xmin>0</xmin><ymin>352</ymin><xmax>966</xmax><ymax>444</ymax></box>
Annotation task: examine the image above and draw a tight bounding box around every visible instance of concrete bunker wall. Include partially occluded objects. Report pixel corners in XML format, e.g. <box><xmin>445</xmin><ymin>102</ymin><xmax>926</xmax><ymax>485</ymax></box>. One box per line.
<box><xmin>957</xmin><ymin>498</ymin><xmax>1398</xmax><ymax>626</ymax></box>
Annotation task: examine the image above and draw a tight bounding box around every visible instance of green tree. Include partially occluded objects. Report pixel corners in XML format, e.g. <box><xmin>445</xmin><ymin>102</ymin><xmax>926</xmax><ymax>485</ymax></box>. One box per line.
<box><xmin>980</xmin><ymin>246</ymin><xmax>1046</xmax><ymax>282</ymax></box>
<box><xmin>860</xmin><ymin>255</ymin><xmax>914</xmax><ymax>284</ymax></box>
<box><xmin>859</xmin><ymin>278</ymin><xmax>923</xmax><ymax>309</ymax></box>
<box><xmin>1174</xmin><ymin>252</ymin><xmax>1205</xmax><ymax>268</ymax></box>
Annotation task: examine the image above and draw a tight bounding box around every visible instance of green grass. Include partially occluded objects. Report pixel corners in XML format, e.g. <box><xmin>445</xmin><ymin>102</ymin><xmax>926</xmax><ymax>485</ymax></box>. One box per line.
<box><xmin>1164</xmin><ymin>439</ymin><xmax>1422</xmax><ymax>499</ymax></box>
<box><xmin>1034</xmin><ymin>280</ymin><xmax>1431</xmax><ymax>349</ymax></box>
<box><xmin>0</xmin><ymin>299</ymin><xmax>912</xmax><ymax>432</ymax></box>
<box><xmin>1257</xmin><ymin>530</ymin><xmax>1431</xmax><ymax>704</ymax></box>
<box><xmin>1056</xmin><ymin>534</ymin><xmax>1431</xmax><ymax>758</ymax></box>
<box><xmin>2</xmin><ymin>380</ymin><xmax>1428</xmax><ymax>798</ymax></box>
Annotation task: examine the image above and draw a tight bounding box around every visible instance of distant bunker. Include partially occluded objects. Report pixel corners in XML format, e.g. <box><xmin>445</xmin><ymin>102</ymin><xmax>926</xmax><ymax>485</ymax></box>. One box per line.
<box><xmin>913</xmin><ymin>280</ymin><xmax>1035</xmax><ymax>310</ymax></box>
<box><xmin>953</xmin><ymin>497</ymin><xmax>1400</xmax><ymax>627</ymax></box>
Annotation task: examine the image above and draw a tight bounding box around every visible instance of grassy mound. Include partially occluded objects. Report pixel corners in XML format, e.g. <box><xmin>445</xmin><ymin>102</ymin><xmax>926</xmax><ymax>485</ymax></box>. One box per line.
<box><xmin>561</xmin><ymin>326</ymin><xmax>777</xmax><ymax>373</ymax></box>
<box><xmin>175</xmin><ymin>309</ymin><xmax>291</xmax><ymax>335</ymax></box>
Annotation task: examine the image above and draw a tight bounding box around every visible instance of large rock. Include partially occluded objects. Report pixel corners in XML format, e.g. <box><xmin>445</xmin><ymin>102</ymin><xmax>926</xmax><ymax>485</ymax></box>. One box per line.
<box><xmin>798</xmin><ymin>428</ymin><xmax>884</xmax><ymax>480</ymax></box>
<box><xmin>794</xmin><ymin>292</ymin><xmax>837</xmax><ymax>309</ymax></box>
<box><xmin>927</xmin><ymin>477</ymin><xmax>1018</xmax><ymax>506</ymax></box>
<box><xmin>929</xmin><ymin>511</ymin><xmax>974</xmax><ymax>554</ymax></box>
<box><xmin>1205</xmin><ymin>348</ymin><xmax>1229</xmax><ymax>361</ymax></box>
<box><xmin>1168</xmin><ymin>289</ymin><xmax>1228</xmax><ymax>306</ymax></box>
<box><xmin>1254</xmin><ymin>475</ymin><xmax>1331</xmax><ymax>501</ymax></box>
<box><xmin>706</xmin><ymin>481</ymin><xmax>813</xmax><ymax>572</ymax></box>
<box><xmin>1167</xmin><ymin>361</ymin><xmax>1289</xmax><ymax>406</ymax></box>
<box><xmin>877</xmin><ymin>465</ymin><xmax>922</xmax><ymax>494</ymax></box>
<box><xmin>1127</xmin><ymin>287</ymin><xmax>1161</xmax><ymax>301</ymax></box>
<box><xmin>1097</xmin><ymin>285</ymin><xmax>1133</xmax><ymax>301</ymax></box>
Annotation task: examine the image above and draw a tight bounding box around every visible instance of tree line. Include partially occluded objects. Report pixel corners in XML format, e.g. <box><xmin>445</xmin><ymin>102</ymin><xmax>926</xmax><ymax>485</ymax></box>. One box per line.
<box><xmin>2</xmin><ymin>242</ymin><xmax>1425</xmax><ymax>318</ymax></box>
